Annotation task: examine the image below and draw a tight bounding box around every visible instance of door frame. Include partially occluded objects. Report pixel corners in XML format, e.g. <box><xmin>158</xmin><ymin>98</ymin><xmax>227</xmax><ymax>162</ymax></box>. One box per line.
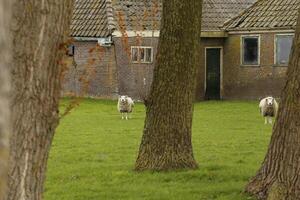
<box><xmin>204</xmin><ymin>47</ymin><xmax>223</xmax><ymax>99</ymax></box>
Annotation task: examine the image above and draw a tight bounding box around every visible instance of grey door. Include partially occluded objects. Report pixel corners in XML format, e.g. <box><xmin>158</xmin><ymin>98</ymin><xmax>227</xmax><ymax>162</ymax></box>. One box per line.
<box><xmin>205</xmin><ymin>48</ymin><xmax>221</xmax><ymax>100</ymax></box>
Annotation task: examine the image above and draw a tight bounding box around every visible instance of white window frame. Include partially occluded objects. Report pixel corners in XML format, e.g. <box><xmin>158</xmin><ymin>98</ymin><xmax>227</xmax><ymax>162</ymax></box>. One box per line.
<box><xmin>131</xmin><ymin>46</ymin><xmax>154</xmax><ymax>64</ymax></box>
<box><xmin>240</xmin><ymin>35</ymin><xmax>261</xmax><ymax>66</ymax></box>
<box><xmin>274</xmin><ymin>33</ymin><xmax>294</xmax><ymax>66</ymax></box>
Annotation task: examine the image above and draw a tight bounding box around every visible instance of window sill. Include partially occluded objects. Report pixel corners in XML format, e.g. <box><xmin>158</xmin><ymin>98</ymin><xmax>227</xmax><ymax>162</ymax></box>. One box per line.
<box><xmin>131</xmin><ymin>62</ymin><xmax>153</xmax><ymax>64</ymax></box>
<box><xmin>273</xmin><ymin>64</ymin><xmax>288</xmax><ymax>67</ymax></box>
<box><xmin>240</xmin><ymin>65</ymin><xmax>261</xmax><ymax>68</ymax></box>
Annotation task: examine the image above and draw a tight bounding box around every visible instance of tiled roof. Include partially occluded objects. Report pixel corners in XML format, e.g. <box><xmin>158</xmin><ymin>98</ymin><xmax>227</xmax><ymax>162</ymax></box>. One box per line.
<box><xmin>71</xmin><ymin>0</ymin><xmax>113</xmax><ymax>37</ymax></box>
<box><xmin>202</xmin><ymin>0</ymin><xmax>257</xmax><ymax>31</ymax></box>
<box><xmin>113</xmin><ymin>0</ymin><xmax>256</xmax><ymax>31</ymax></box>
<box><xmin>112</xmin><ymin>0</ymin><xmax>162</xmax><ymax>31</ymax></box>
<box><xmin>70</xmin><ymin>0</ymin><xmax>257</xmax><ymax>37</ymax></box>
<box><xmin>224</xmin><ymin>0</ymin><xmax>300</xmax><ymax>31</ymax></box>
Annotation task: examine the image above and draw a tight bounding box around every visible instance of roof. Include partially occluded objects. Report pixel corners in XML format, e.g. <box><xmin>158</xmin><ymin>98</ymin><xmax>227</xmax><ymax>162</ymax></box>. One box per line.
<box><xmin>224</xmin><ymin>0</ymin><xmax>300</xmax><ymax>31</ymax></box>
<box><xmin>113</xmin><ymin>0</ymin><xmax>256</xmax><ymax>31</ymax></box>
<box><xmin>70</xmin><ymin>0</ymin><xmax>114</xmax><ymax>37</ymax></box>
<box><xmin>112</xmin><ymin>0</ymin><xmax>162</xmax><ymax>31</ymax></box>
<box><xmin>202</xmin><ymin>0</ymin><xmax>257</xmax><ymax>31</ymax></box>
<box><xmin>70</xmin><ymin>0</ymin><xmax>257</xmax><ymax>38</ymax></box>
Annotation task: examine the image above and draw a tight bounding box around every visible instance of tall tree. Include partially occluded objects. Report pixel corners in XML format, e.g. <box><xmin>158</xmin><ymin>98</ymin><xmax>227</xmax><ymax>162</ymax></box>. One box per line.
<box><xmin>245</xmin><ymin>10</ymin><xmax>300</xmax><ymax>200</ymax></box>
<box><xmin>0</xmin><ymin>0</ymin><xmax>13</xmax><ymax>198</ymax></box>
<box><xmin>6</xmin><ymin>1</ymin><xmax>74</xmax><ymax>200</ymax></box>
<box><xmin>135</xmin><ymin>0</ymin><xmax>203</xmax><ymax>171</ymax></box>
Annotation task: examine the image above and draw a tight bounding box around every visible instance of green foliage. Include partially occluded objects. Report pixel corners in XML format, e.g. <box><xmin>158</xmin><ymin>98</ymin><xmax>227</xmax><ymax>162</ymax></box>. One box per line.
<box><xmin>45</xmin><ymin>99</ymin><xmax>272</xmax><ymax>200</ymax></box>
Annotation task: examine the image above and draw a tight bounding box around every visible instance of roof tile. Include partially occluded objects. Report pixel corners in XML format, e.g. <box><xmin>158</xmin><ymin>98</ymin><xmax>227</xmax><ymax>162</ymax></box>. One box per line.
<box><xmin>71</xmin><ymin>0</ymin><xmax>257</xmax><ymax>37</ymax></box>
<box><xmin>71</xmin><ymin>0</ymin><xmax>112</xmax><ymax>37</ymax></box>
<box><xmin>225</xmin><ymin>0</ymin><xmax>300</xmax><ymax>31</ymax></box>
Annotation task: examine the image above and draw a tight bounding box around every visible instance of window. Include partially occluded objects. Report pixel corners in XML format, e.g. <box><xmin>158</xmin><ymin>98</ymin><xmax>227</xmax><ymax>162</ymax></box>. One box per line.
<box><xmin>131</xmin><ymin>47</ymin><xmax>139</xmax><ymax>62</ymax></box>
<box><xmin>67</xmin><ymin>44</ymin><xmax>75</xmax><ymax>56</ymax></box>
<box><xmin>241</xmin><ymin>36</ymin><xmax>260</xmax><ymax>66</ymax></box>
<box><xmin>275</xmin><ymin>34</ymin><xmax>294</xmax><ymax>66</ymax></box>
<box><xmin>131</xmin><ymin>46</ymin><xmax>153</xmax><ymax>63</ymax></box>
<box><xmin>145</xmin><ymin>48</ymin><xmax>152</xmax><ymax>62</ymax></box>
<box><xmin>140</xmin><ymin>48</ymin><xmax>145</xmax><ymax>62</ymax></box>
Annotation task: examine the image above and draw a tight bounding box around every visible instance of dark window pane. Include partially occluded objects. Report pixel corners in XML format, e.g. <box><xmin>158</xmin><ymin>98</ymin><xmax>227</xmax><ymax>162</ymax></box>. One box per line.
<box><xmin>140</xmin><ymin>48</ymin><xmax>145</xmax><ymax>62</ymax></box>
<box><xmin>131</xmin><ymin>47</ymin><xmax>138</xmax><ymax>62</ymax></box>
<box><xmin>243</xmin><ymin>37</ymin><xmax>259</xmax><ymax>65</ymax></box>
<box><xmin>68</xmin><ymin>45</ymin><xmax>75</xmax><ymax>56</ymax></box>
<box><xmin>145</xmin><ymin>48</ymin><xmax>152</xmax><ymax>62</ymax></box>
<box><xmin>276</xmin><ymin>35</ymin><xmax>293</xmax><ymax>65</ymax></box>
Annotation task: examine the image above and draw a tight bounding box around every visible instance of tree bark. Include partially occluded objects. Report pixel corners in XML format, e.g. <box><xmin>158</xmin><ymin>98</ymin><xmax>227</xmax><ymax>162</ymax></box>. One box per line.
<box><xmin>0</xmin><ymin>0</ymin><xmax>13</xmax><ymax>199</ymax></box>
<box><xmin>6</xmin><ymin>1</ymin><xmax>74</xmax><ymax>200</ymax></box>
<box><xmin>245</xmin><ymin>10</ymin><xmax>300</xmax><ymax>200</ymax></box>
<box><xmin>135</xmin><ymin>0</ymin><xmax>202</xmax><ymax>171</ymax></box>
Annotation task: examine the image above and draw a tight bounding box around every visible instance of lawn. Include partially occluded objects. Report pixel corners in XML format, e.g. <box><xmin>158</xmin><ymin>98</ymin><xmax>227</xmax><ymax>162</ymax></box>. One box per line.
<box><xmin>45</xmin><ymin>99</ymin><xmax>272</xmax><ymax>200</ymax></box>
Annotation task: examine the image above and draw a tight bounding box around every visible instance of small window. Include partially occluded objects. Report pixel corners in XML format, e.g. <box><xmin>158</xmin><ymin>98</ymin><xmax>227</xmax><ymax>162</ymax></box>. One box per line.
<box><xmin>131</xmin><ymin>47</ymin><xmax>139</xmax><ymax>62</ymax></box>
<box><xmin>145</xmin><ymin>48</ymin><xmax>152</xmax><ymax>62</ymax></box>
<box><xmin>242</xmin><ymin>36</ymin><xmax>260</xmax><ymax>66</ymax></box>
<box><xmin>131</xmin><ymin>46</ymin><xmax>153</xmax><ymax>63</ymax></box>
<box><xmin>275</xmin><ymin>34</ymin><xmax>293</xmax><ymax>66</ymax></box>
<box><xmin>68</xmin><ymin>44</ymin><xmax>75</xmax><ymax>56</ymax></box>
<box><xmin>140</xmin><ymin>48</ymin><xmax>145</xmax><ymax>62</ymax></box>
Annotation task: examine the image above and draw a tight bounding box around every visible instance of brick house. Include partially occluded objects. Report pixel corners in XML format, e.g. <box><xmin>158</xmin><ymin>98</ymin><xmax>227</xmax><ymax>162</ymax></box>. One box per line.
<box><xmin>64</xmin><ymin>0</ymin><xmax>118</xmax><ymax>98</ymax></box>
<box><xmin>64</xmin><ymin>0</ymin><xmax>299</xmax><ymax>100</ymax></box>
<box><xmin>221</xmin><ymin>0</ymin><xmax>300</xmax><ymax>99</ymax></box>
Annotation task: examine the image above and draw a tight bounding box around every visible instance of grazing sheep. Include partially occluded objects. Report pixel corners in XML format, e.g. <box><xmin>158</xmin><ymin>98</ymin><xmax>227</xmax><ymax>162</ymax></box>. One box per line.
<box><xmin>117</xmin><ymin>95</ymin><xmax>134</xmax><ymax>120</ymax></box>
<box><xmin>259</xmin><ymin>97</ymin><xmax>279</xmax><ymax>124</ymax></box>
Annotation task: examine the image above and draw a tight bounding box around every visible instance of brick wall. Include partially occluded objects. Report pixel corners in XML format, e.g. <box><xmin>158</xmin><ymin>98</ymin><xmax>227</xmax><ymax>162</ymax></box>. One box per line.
<box><xmin>63</xmin><ymin>32</ymin><xmax>288</xmax><ymax>101</ymax></box>
<box><xmin>113</xmin><ymin>37</ymin><xmax>159</xmax><ymax>100</ymax></box>
<box><xmin>62</xmin><ymin>41</ymin><xmax>118</xmax><ymax>99</ymax></box>
<box><xmin>113</xmin><ymin>36</ymin><xmax>222</xmax><ymax>101</ymax></box>
<box><xmin>223</xmin><ymin>33</ymin><xmax>287</xmax><ymax>100</ymax></box>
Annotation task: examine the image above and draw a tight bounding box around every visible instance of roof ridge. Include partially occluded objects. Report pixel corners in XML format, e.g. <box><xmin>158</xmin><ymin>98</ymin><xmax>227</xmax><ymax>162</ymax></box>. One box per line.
<box><xmin>106</xmin><ymin>0</ymin><xmax>116</xmax><ymax>32</ymax></box>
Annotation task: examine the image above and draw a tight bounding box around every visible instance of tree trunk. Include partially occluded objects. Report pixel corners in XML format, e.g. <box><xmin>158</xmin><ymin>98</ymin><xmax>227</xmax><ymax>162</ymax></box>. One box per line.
<box><xmin>245</xmin><ymin>10</ymin><xmax>300</xmax><ymax>200</ymax></box>
<box><xmin>135</xmin><ymin>0</ymin><xmax>202</xmax><ymax>171</ymax></box>
<box><xmin>0</xmin><ymin>0</ymin><xmax>13</xmax><ymax>199</ymax></box>
<box><xmin>6</xmin><ymin>1</ymin><xmax>74</xmax><ymax>200</ymax></box>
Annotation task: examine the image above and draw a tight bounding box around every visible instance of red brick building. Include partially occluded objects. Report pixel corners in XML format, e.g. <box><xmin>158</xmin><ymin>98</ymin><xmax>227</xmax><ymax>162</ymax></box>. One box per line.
<box><xmin>64</xmin><ymin>0</ymin><xmax>299</xmax><ymax>100</ymax></box>
<box><xmin>221</xmin><ymin>0</ymin><xmax>299</xmax><ymax>99</ymax></box>
<box><xmin>64</xmin><ymin>0</ymin><xmax>118</xmax><ymax>98</ymax></box>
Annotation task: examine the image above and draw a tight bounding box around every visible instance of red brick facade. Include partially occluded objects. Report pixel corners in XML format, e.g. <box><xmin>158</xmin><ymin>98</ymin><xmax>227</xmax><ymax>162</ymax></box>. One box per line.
<box><xmin>63</xmin><ymin>32</ymin><xmax>289</xmax><ymax>101</ymax></box>
<box><xmin>222</xmin><ymin>33</ymin><xmax>288</xmax><ymax>100</ymax></box>
<box><xmin>63</xmin><ymin>41</ymin><xmax>118</xmax><ymax>99</ymax></box>
<box><xmin>113</xmin><ymin>37</ymin><xmax>159</xmax><ymax>99</ymax></box>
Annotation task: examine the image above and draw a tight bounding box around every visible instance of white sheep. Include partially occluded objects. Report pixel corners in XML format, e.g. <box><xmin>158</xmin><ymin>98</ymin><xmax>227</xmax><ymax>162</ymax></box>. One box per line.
<box><xmin>117</xmin><ymin>95</ymin><xmax>134</xmax><ymax>120</ymax></box>
<box><xmin>259</xmin><ymin>97</ymin><xmax>279</xmax><ymax>124</ymax></box>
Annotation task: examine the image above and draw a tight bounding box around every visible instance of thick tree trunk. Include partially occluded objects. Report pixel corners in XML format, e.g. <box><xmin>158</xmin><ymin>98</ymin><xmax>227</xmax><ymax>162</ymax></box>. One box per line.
<box><xmin>245</xmin><ymin>10</ymin><xmax>300</xmax><ymax>200</ymax></box>
<box><xmin>0</xmin><ymin>0</ymin><xmax>13</xmax><ymax>199</ymax></box>
<box><xmin>6</xmin><ymin>1</ymin><xmax>74</xmax><ymax>200</ymax></box>
<box><xmin>135</xmin><ymin>0</ymin><xmax>202</xmax><ymax>171</ymax></box>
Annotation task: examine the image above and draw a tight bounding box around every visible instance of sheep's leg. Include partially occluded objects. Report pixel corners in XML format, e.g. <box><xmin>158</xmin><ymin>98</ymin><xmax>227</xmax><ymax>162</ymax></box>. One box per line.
<box><xmin>126</xmin><ymin>113</ymin><xmax>128</xmax><ymax>120</ymax></box>
<box><xmin>268</xmin><ymin>117</ymin><xmax>272</xmax><ymax>124</ymax></box>
<box><xmin>121</xmin><ymin>113</ymin><xmax>124</xmax><ymax>120</ymax></box>
<box><xmin>265</xmin><ymin>117</ymin><xmax>268</xmax><ymax>124</ymax></box>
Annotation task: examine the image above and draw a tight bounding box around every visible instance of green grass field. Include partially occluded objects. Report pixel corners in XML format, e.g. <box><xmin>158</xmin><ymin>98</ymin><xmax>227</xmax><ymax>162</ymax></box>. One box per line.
<box><xmin>45</xmin><ymin>99</ymin><xmax>272</xmax><ymax>200</ymax></box>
